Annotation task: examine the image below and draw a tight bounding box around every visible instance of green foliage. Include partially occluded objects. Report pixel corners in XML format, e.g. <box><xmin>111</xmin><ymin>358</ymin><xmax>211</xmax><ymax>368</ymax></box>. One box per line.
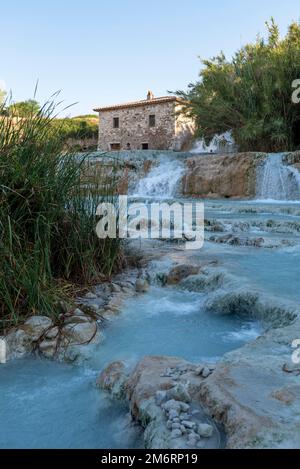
<box><xmin>73</xmin><ymin>114</ymin><xmax>98</xmax><ymax>120</ymax></box>
<box><xmin>51</xmin><ymin>117</ymin><xmax>98</xmax><ymax>141</ymax></box>
<box><xmin>176</xmin><ymin>19</ymin><xmax>300</xmax><ymax>152</ymax></box>
<box><xmin>0</xmin><ymin>97</ymin><xmax>120</xmax><ymax>331</ymax></box>
<box><xmin>8</xmin><ymin>99</ymin><xmax>41</xmax><ymax>117</ymax></box>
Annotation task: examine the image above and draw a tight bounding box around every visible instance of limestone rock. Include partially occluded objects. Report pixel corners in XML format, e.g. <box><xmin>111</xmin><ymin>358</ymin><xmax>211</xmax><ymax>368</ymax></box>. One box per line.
<box><xmin>166</xmin><ymin>264</ymin><xmax>200</xmax><ymax>285</ymax></box>
<box><xmin>166</xmin><ymin>383</ymin><xmax>191</xmax><ymax>403</ymax></box>
<box><xmin>170</xmin><ymin>429</ymin><xmax>182</xmax><ymax>439</ymax></box>
<box><xmin>22</xmin><ymin>316</ymin><xmax>53</xmax><ymax>341</ymax></box>
<box><xmin>98</xmin><ymin>361</ymin><xmax>127</xmax><ymax>399</ymax></box>
<box><xmin>182</xmin><ymin>152</ymin><xmax>265</xmax><ymax>199</ymax></box>
<box><xmin>135</xmin><ymin>278</ymin><xmax>149</xmax><ymax>293</ymax></box>
<box><xmin>5</xmin><ymin>329</ymin><xmax>32</xmax><ymax>360</ymax></box>
<box><xmin>197</xmin><ymin>423</ymin><xmax>213</xmax><ymax>438</ymax></box>
<box><xmin>39</xmin><ymin>339</ymin><xmax>58</xmax><ymax>358</ymax></box>
<box><xmin>62</xmin><ymin>322</ymin><xmax>98</xmax><ymax>345</ymax></box>
<box><xmin>45</xmin><ymin>326</ymin><xmax>59</xmax><ymax>339</ymax></box>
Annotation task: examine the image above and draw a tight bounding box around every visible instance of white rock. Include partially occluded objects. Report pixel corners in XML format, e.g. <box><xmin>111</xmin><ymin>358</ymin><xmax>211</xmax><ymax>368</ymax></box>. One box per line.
<box><xmin>64</xmin><ymin>315</ymin><xmax>91</xmax><ymax>325</ymax></box>
<box><xmin>170</xmin><ymin>429</ymin><xmax>182</xmax><ymax>439</ymax></box>
<box><xmin>180</xmin><ymin>402</ymin><xmax>190</xmax><ymax>412</ymax></box>
<box><xmin>190</xmin><ymin>432</ymin><xmax>200</xmax><ymax>441</ymax></box>
<box><xmin>201</xmin><ymin>367</ymin><xmax>212</xmax><ymax>378</ymax></box>
<box><xmin>135</xmin><ymin>278</ymin><xmax>149</xmax><ymax>293</ymax></box>
<box><xmin>62</xmin><ymin>322</ymin><xmax>99</xmax><ymax>344</ymax></box>
<box><xmin>5</xmin><ymin>329</ymin><xmax>32</xmax><ymax>360</ymax></box>
<box><xmin>23</xmin><ymin>316</ymin><xmax>53</xmax><ymax>341</ymax></box>
<box><xmin>39</xmin><ymin>339</ymin><xmax>57</xmax><ymax>358</ymax></box>
<box><xmin>197</xmin><ymin>423</ymin><xmax>214</xmax><ymax>438</ymax></box>
<box><xmin>45</xmin><ymin>326</ymin><xmax>59</xmax><ymax>339</ymax></box>
<box><xmin>195</xmin><ymin>366</ymin><xmax>204</xmax><ymax>376</ymax></box>
<box><xmin>162</xmin><ymin>400</ymin><xmax>182</xmax><ymax>412</ymax></box>
<box><xmin>172</xmin><ymin>423</ymin><xmax>181</xmax><ymax>430</ymax></box>
<box><xmin>166</xmin><ymin>384</ymin><xmax>191</xmax><ymax>403</ymax></box>
<box><xmin>169</xmin><ymin>409</ymin><xmax>179</xmax><ymax>420</ymax></box>
<box><xmin>111</xmin><ymin>283</ymin><xmax>122</xmax><ymax>293</ymax></box>
<box><xmin>182</xmin><ymin>420</ymin><xmax>196</xmax><ymax>430</ymax></box>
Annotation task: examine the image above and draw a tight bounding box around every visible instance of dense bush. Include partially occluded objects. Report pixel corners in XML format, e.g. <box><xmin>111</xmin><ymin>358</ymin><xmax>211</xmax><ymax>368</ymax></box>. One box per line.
<box><xmin>176</xmin><ymin>19</ymin><xmax>300</xmax><ymax>152</ymax></box>
<box><xmin>51</xmin><ymin>117</ymin><xmax>98</xmax><ymax>142</ymax></box>
<box><xmin>0</xmin><ymin>98</ymin><xmax>119</xmax><ymax>332</ymax></box>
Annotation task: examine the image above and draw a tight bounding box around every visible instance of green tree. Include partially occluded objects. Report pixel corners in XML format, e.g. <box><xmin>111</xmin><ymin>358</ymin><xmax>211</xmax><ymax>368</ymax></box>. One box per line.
<box><xmin>8</xmin><ymin>99</ymin><xmax>41</xmax><ymax>117</ymax></box>
<box><xmin>175</xmin><ymin>19</ymin><xmax>300</xmax><ymax>152</ymax></box>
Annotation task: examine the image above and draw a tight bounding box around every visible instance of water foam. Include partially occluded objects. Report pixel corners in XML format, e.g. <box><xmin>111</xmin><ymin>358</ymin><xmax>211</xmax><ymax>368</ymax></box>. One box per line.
<box><xmin>133</xmin><ymin>157</ymin><xmax>184</xmax><ymax>198</ymax></box>
<box><xmin>256</xmin><ymin>153</ymin><xmax>300</xmax><ymax>201</ymax></box>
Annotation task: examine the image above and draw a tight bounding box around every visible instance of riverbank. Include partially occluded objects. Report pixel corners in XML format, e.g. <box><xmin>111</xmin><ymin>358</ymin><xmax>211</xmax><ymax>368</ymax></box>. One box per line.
<box><xmin>2</xmin><ymin>198</ymin><xmax>300</xmax><ymax>448</ymax></box>
<box><xmin>2</xmin><ymin>149</ymin><xmax>300</xmax><ymax>449</ymax></box>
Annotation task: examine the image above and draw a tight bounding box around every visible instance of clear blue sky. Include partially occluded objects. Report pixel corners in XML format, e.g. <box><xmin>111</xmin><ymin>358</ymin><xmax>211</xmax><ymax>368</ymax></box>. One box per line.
<box><xmin>0</xmin><ymin>0</ymin><xmax>299</xmax><ymax>116</ymax></box>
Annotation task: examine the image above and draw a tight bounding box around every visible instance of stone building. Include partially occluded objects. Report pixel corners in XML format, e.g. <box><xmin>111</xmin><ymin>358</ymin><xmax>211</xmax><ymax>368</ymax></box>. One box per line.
<box><xmin>94</xmin><ymin>91</ymin><xmax>195</xmax><ymax>151</ymax></box>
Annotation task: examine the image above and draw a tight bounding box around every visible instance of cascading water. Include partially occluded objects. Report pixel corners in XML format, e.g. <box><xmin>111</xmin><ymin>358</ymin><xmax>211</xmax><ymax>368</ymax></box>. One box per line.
<box><xmin>133</xmin><ymin>156</ymin><xmax>184</xmax><ymax>198</ymax></box>
<box><xmin>191</xmin><ymin>131</ymin><xmax>236</xmax><ymax>154</ymax></box>
<box><xmin>257</xmin><ymin>153</ymin><xmax>300</xmax><ymax>201</ymax></box>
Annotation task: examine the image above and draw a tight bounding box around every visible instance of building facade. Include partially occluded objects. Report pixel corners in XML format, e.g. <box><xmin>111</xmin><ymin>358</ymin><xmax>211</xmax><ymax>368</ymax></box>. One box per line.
<box><xmin>94</xmin><ymin>91</ymin><xmax>195</xmax><ymax>151</ymax></box>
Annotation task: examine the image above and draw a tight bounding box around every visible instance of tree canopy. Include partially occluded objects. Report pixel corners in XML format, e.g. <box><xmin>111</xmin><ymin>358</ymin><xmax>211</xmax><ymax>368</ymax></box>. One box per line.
<box><xmin>8</xmin><ymin>99</ymin><xmax>41</xmax><ymax>117</ymax></box>
<box><xmin>175</xmin><ymin>19</ymin><xmax>300</xmax><ymax>152</ymax></box>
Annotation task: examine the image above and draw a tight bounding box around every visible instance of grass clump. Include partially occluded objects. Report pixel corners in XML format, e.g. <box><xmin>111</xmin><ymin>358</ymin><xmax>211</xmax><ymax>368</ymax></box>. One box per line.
<box><xmin>0</xmin><ymin>96</ymin><xmax>121</xmax><ymax>333</ymax></box>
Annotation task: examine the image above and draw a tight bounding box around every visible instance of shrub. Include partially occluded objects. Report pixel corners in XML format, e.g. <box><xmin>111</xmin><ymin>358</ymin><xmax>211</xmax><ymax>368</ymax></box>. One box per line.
<box><xmin>0</xmin><ymin>97</ymin><xmax>120</xmax><ymax>332</ymax></box>
<box><xmin>175</xmin><ymin>19</ymin><xmax>300</xmax><ymax>152</ymax></box>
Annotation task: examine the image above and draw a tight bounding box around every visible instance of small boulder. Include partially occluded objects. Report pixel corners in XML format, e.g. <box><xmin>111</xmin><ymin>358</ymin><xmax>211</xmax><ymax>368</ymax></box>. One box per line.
<box><xmin>201</xmin><ymin>367</ymin><xmax>212</xmax><ymax>378</ymax></box>
<box><xmin>62</xmin><ymin>322</ymin><xmax>98</xmax><ymax>345</ymax></box>
<box><xmin>197</xmin><ymin>423</ymin><xmax>214</xmax><ymax>438</ymax></box>
<box><xmin>182</xmin><ymin>420</ymin><xmax>196</xmax><ymax>430</ymax></box>
<box><xmin>166</xmin><ymin>384</ymin><xmax>191</xmax><ymax>403</ymax></box>
<box><xmin>111</xmin><ymin>283</ymin><xmax>122</xmax><ymax>293</ymax></box>
<box><xmin>170</xmin><ymin>429</ymin><xmax>182</xmax><ymax>439</ymax></box>
<box><xmin>166</xmin><ymin>264</ymin><xmax>200</xmax><ymax>285</ymax></box>
<box><xmin>135</xmin><ymin>278</ymin><xmax>149</xmax><ymax>293</ymax></box>
<box><xmin>23</xmin><ymin>316</ymin><xmax>53</xmax><ymax>341</ymax></box>
<box><xmin>39</xmin><ymin>339</ymin><xmax>58</xmax><ymax>358</ymax></box>
<box><xmin>45</xmin><ymin>326</ymin><xmax>59</xmax><ymax>340</ymax></box>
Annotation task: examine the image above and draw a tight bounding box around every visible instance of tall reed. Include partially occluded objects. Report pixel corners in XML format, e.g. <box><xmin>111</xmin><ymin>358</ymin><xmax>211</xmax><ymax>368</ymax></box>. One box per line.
<box><xmin>0</xmin><ymin>97</ymin><xmax>121</xmax><ymax>332</ymax></box>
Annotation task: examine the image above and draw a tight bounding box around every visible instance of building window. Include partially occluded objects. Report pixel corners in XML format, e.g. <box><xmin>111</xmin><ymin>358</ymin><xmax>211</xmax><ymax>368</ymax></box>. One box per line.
<box><xmin>113</xmin><ymin>117</ymin><xmax>119</xmax><ymax>129</ymax></box>
<box><xmin>142</xmin><ymin>143</ymin><xmax>149</xmax><ymax>150</ymax></box>
<box><xmin>149</xmin><ymin>114</ymin><xmax>156</xmax><ymax>128</ymax></box>
<box><xmin>110</xmin><ymin>143</ymin><xmax>121</xmax><ymax>151</ymax></box>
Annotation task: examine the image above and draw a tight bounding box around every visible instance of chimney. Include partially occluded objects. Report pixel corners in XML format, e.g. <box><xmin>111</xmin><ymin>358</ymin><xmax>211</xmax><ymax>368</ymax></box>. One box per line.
<box><xmin>147</xmin><ymin>90</ymin><xmax>154</xmax><ymax>100</ymax></box>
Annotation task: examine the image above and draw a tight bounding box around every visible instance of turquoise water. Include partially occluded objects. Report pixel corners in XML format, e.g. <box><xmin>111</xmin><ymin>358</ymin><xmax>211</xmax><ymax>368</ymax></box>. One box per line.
<box><xmin>1</xmin><ymin>198</ymin><xmax>299</xmax><ymax>449</ymax></box>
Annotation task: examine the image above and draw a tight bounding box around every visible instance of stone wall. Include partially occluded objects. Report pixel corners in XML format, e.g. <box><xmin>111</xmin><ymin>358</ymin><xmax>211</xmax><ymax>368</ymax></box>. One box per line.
<box><xmin>97</xmin><ymin>101</ymin><xmax>176</xmax><ymax>151</ymax></box>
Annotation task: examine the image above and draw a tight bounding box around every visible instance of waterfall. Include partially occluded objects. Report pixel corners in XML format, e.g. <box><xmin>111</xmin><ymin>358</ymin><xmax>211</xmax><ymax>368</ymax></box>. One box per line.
<box><xmin>133</xmin><ymin>157</ymin><xmax>184</xmax><ymax>198</ymax></box>
<box><xmin>191</xmin><ymin>131</ymin><xmax>236</xmax><ymax>154</ymax></box>
<box><xmin>257</xmin><ymin>153</ymin><xmax>300</xmax><ymax>201</ymax></box>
